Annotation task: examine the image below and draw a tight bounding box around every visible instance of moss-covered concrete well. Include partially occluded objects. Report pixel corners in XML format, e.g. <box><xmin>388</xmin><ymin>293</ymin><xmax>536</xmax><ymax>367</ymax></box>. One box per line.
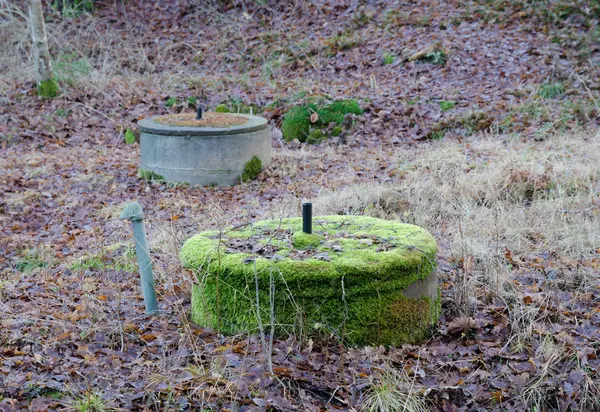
<box><xmin>180</xmin><ymin>215</ymin><xmax>439</xmax><ymax>346</ymax></box>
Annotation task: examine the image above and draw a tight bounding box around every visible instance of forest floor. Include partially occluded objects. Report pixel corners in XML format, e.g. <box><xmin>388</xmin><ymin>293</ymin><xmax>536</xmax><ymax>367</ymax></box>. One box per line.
<box><xmin>1</xmin><ymin>0</ymin><xmax>600</xmax><ymax>410</ymax></box>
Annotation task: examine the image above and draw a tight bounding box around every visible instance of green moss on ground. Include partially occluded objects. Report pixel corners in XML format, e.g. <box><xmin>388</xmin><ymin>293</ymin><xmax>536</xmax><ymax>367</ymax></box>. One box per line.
<box><xmin>215</xmin><ymin>100</ymin><xmax>261</xmax><ymax>115</ymax></box>
<box><xmin>327</xmin><ymin>99</ymin><xmax>363</xmax><ymax>116</ymax></box>
<box><xmin>307</xmin><ymin>129</ymin><xmax>327</xmax><ymax>144</ymax></box>
<box><xmin>181</xmin><ymin>215</ymin><xmax>439</xmax><ymax>346</ymax></box>
<box><xmin>37</xmin><ymin>79</ymin><xmax>60</xmax><ymax>98</ymax></box>
<box><xmin>281</xmin><ymin>106</ymin><xmax>310</xmax><ymax>141</ymax></box>
<box><xmin>331</xmin><ymin>125</ymin><xmax>343</xmax><ymax>137</ymax></box>
<box><xmin>138</xmin><ymin>168</ymin><xmax>165</xmax><ymax>182</ymax></box>
<box><xmin>240</xmin><ymin>156</ymin><xmax>262</xmax><ymax>182</ymax></box>
<box><xmin>422</xmin><ymin>50</ymin><xmax>447</xmax><ymax>65</ymax></box>
<box><xmin>124</xmin><ymin>129</ymin><xmax>136</xmax><ymax>144</ymax></box>
<box><xmin>215</xmin><ymin>104</ymin><xmax>230</xmax><ymax>113</ymax></box>
<box><xmin>281</xmin><ymin>98</ymin><xmax>364</xmax><ymax>143</ymax></box>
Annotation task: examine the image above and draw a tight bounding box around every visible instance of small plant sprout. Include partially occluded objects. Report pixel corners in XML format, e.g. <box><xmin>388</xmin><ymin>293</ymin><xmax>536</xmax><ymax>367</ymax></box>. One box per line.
<box><xmin>540</xmin><ymin>82</ymin><xmax>564</xmax><ymax>99</ymax></box>
<box><xmin>382</xmin><ymin>51</ymin><xmax>395</xmax><ymax>65</ymax></box>
<box><xmin>362</xmin><ymin>367</ymin><xmax>427</xmax><ymax>412</ymax></box>
<box><xmin>425</xmin><ymin>50</ymin><xmax>447</xmax><ymax>65</ymax></box>
<box><xmin>70</xmin><ymin>391</ymin><xmax>110</xmax><ymax>412</ymax></box>
<box><xmin>241</xmin><ymin>155</ymin><xmax>262</xmax><ymax>182</ymax></box>
<box><xmin>165</xmin><ymin>97</ymin><xmax>178</xmax><ymax>107</ymax></box>
<box><xmin>124</xmin><ymin>129</ymin><xmax>136</xmax><ymax>144</ymax></box>
<box><xmin>187</xmin><ymin>96</ymin><xmax>197</xmax><ymax>107</ymax></box>
<box><xmin>439</xmin><ymin>100</ymin><xmax>456</xmax><ymax>112</ymax></box>
<box><xmin>15</xmin><ymin>249</ymin><xmax>48</xmax><ymax>273</ymax></box>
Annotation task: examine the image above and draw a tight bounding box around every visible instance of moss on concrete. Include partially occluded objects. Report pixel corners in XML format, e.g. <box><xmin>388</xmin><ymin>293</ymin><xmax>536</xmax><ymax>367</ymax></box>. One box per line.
<box><xmin>292</xmin><ymin>232</ymin><xmax>324</xmax><ymax>249</ymax></box>
<box><xmin>181</xmin><ymin>215</ymin><xmax>439</xmax><ymax>346</ymax></box>
<box><xmin>281</xmin><ymin>98</ymin><xmax>363</xmax><ymax>143</ymax></box>
<box><xmin>240</xmin><ymin>156</ymin><xmax>262</xmax><ymax>182</ymax></box>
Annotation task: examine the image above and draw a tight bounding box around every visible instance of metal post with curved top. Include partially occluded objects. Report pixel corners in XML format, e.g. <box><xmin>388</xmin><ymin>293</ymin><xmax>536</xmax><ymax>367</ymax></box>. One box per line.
<box><xmin>120</xmin><ymin>202</ymin><xmax>159</xmax><ymax>315</ymax></box>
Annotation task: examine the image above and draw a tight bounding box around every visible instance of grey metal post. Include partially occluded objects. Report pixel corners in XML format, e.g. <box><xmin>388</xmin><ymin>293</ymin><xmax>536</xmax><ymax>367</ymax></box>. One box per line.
<box><xmin>120</xmin><ymin>202</ymin><xmax>158</xmax><ymax>315</ymax></box>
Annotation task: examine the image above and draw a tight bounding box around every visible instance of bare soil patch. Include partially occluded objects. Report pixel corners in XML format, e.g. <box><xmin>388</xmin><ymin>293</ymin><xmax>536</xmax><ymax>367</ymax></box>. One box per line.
<box><xmin>154</xmin><ymin>112</ymin><xmax>248</xmax><ymax>127</ymax></box>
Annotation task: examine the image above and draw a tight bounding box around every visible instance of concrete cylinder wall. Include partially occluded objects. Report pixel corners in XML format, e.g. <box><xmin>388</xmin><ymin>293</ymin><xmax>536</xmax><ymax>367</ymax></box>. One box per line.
<box><xmin>138</xmin><ymin>114</ymin><xmax>271</xmax><ymax>186</ymax></box>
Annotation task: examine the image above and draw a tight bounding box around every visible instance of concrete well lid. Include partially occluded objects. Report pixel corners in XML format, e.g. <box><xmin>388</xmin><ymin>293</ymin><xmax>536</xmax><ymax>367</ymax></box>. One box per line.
<box><xmin>138</xmin><ymin>113</ymin><xmax>268</xmax><ymax>136</ymax></box>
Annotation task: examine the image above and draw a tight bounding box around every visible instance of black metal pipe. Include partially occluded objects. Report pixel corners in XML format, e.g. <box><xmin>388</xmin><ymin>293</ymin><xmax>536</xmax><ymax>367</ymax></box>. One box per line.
<box><xmin>196</xmin><ymin>106</ymin><xmax>203</xmax><ymax>120</ymax></box>
<box><xmin>302</xmin><ymin>202</ymin><xmax>312</xmax><ymax>234</ymax></box>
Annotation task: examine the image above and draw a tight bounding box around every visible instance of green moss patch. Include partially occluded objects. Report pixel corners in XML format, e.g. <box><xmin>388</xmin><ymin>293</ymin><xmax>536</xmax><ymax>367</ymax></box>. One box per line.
<box><xmin>240</xmin><ymin>156</ymin><xmax>262</xmax><ymax>182</ymax></box>
<box><xmin>124</xmin><ymin>129</ymin><xmax>137</xmax><ymax>144</ymax></box>
<box><xmin>215</xmin><ymin>98</ymin><xmax>261</xmax><ymax>115</ymax></box>
<box><xmin>292</xmin><ymin>232</ymin><xmax>324</xmax><ymax>249</ymax></box>
<box><xmin>215</xmin><ymin>104</ymin><xmax>230</xmax><ymax>113</ymax></box>
<box><xmin>138</xmin><ymin>168</ymin><xmax>165</xmax><ymax>182</ymax></box>
<box><xmin>181</xmin><ymin>215</ymin><xmax>439</xmax><ymax>346</ymax></box>
<box><xmin>37</xmin><ymin>78</ymin><xmax>60</xmax><ymax>98</ymax></box>
<box><xmin>281</xmin><ymin>98</ymin><xmax>363</xmax><ymax>143</ymax></box>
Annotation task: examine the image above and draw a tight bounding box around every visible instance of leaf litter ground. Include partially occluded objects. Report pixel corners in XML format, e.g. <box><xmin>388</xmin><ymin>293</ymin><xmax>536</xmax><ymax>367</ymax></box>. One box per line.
<box><xmin>1</xmin><ymin>0</ymin><xmax>599</xmax><ymax>410</ymax></box>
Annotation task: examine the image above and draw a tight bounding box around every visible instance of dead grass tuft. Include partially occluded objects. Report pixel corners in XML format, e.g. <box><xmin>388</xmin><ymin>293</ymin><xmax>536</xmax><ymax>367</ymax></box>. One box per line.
<box><xmin>361</xmin><ymin>364</ymin><xmax>427</xmax><ymax>412</ymax></box>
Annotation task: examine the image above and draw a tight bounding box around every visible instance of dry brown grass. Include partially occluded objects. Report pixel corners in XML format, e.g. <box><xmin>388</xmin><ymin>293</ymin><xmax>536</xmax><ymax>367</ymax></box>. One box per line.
<box><xmin>320</xmin><ymin>131</ymin><xmax>599</xmax><ymax>250</ymax></box>
<box><xmin>314</xmin><ymin>130</ymin><xmax>600</xmax><ymax>314</ymax></box>
<box><xmin>0</xmin><ymin>1</ymin><xmax>324</xmax><ymax>99</ymax></box>
<box><xmin>0</xmin><ymin>0</ymin><xmax>30</xmax><ymax>92</ymax></box>
<box><xmin>0</xmin><ymin>1</ymin><xmax>192</xmax><ymax>96</ymax></box>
